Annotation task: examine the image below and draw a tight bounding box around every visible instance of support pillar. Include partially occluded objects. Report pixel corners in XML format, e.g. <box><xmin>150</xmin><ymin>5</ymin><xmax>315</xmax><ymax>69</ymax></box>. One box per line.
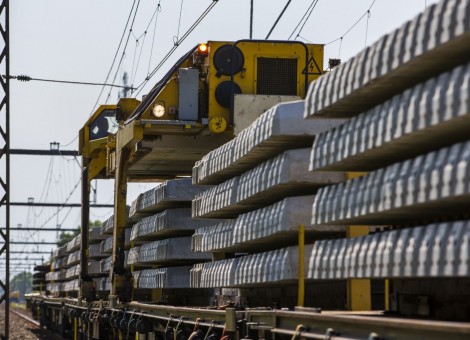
<box><xmin>0</xmin><ymin>1</ymin><xmax>10</xmax><ymax>337</ymax></box>
<box><xmin>110</xmin><ymin>149</ymin><xmax>133</xmax><ymax>304</ymax></box>
<box><xmin>80</xmin><ymin>162</ymin><xmax>96</xmax><ymax>302</ymax></box>
<box><xmin>346</xmin><ymin>225</ymin><xmax>371</xmax><ymax>311</ymax></box>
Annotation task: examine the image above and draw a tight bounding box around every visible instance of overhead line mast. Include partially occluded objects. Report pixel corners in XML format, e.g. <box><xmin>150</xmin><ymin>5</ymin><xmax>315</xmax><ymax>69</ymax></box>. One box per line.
<box><xmin>0</xmin><ymin>0</ymin><xmax>10</xmax><ymax>337</ymax></box>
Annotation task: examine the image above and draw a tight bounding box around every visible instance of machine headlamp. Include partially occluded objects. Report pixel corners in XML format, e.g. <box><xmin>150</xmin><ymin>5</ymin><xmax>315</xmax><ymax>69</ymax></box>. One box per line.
<box><xmin>152</xmin><ymin>104</ymin><xmax>165</xmax><ymax>118</ymax></box>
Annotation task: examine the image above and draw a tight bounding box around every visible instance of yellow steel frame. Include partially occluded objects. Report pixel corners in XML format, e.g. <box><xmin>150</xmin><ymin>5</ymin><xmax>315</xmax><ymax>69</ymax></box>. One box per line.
<box><xmin>346</xmin><ymin>225</ymin><xmax>371</xmax><ymax>311</ymax></box>
<box><xmin>78</xmin><ymin>99</ymin><xmax>140</xmax><ymax>306</ymax></box>
<box><xmin>298</xmin><ymin>224</ymin><xmax>305</xmax><ymax>307</ymax></box>
<box><xmin>78</xmin><ymin>42</ymin><xmax>326</xmax><ymax>308</ymax></box>
<box><xmin>110</xmin><ymin>147</ymin><xmax>132</xmax><ymax>302</ymax></box>
<box><xmin>346</xmin><ymin>172</ymin><xmax>371</xmax><ymax>311</ymax></box>
<box><xmin>135</xmin><ymin>40</ymin><xmax>323</xmax><ymax>135</ymax></box>
<box><xmin>207</xmin><ymin>40</ymin><xmax>323</xmax><ymax>127</ymax></box>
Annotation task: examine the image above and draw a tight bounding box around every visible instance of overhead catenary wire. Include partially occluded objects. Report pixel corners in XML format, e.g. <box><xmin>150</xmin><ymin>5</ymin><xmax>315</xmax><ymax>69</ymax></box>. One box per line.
<box><xmin>265</xmin><ymin>0</ymin><xmax>293</xmax><ymax>39</ymax></box>
<box><xmin>250</xmin><ymin>0</ymin><xmax>254</xmax><ymax>38</ymax></box>
<box><xmin>173</xmin><ymin>0</ymin><xmax>185</xmax><ymax>45</ymax></box>
<box><xmin>365</xmin><ymin>9</ymin><xmax>371</xmax><ymax>47</ymax></box>
<box><xmin>130</xmin><ymin>32</ymin><xmax>148</xmax><ymax>87</ymax></box>
<box><xmin>38</xmin><ymin>178</ymin><xmax>81</xmax><ymax>231</ymax></box>
<box><xmin>5</xmin><ymin>75</ymin><xmax>135</xmax><ymax>90</ymax></box>
<box><xmin>60</xmin><ymin>136</ymin><xmax>78</xmax><ymax>148</ymax></box>
<box><xmin>14</xmin><ymin>159</ymin><xmax>81</xmax><ymax>256</ymax></box>
<box><xmin>324</xmin><ymin>0</ymin><xmax>377</xmax><ymax>46</ymax></box>
<box><xmin>105</xmin><ymin>0</ymin><xmax>143</xmax><ymax>104</ymax></box>
<box><xmin>128</xmin><ymin>0</ymin><xmax>165</xmax><ymax>90</ymax></box>
<box><xmin>32</xmin><ymin>157</ymin><xmax>55</xmax><ymax>218</ymax></box>
<box><xmin>129</xmin><ymin>38</ymin><xmax>140</xmax><ymax>88</ymax></box>
<box><xmin>89</xmin><ymin>0</ymin><xmax>138</xmax><ymax>116</ymax></box>
<box><xmin>288</xmin><ymin>0</ymin><xmax>320</xmax><ymax>40</ymax></box>
<box><xmin>147</xmin><ymin>1</ymin><xmax>163</xmax><ymax>76</ymax></box>
<box><xmin>133</xmin><ymin>0</ymin><xmax>221</xmax><ymax>96</ymax></box>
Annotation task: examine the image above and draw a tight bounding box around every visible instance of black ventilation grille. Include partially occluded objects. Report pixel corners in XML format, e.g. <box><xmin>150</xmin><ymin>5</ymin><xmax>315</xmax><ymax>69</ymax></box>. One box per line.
<box><xmin>256</xmin><ymin>57</ymin><xmax>298</xmax><ymax>96</ymax></box>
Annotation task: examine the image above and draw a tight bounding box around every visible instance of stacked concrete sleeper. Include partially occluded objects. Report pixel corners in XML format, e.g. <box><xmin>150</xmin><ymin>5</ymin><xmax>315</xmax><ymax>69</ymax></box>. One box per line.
<box><xmin>47</xmin><ymin>223</ymin><xmax>114</xmax><ymax>295</ymax></box>
<box><xmin>128</xmin><ymin>178</ymin><xmax>213</xmax><ymax>289</ymax></box>
<box><xmin>300</xmin><ymin>0</ymin><xmax>470</xmax><ymax>314</ymax></box>
<box><xmin>42</xmin><ymin>0</ymin><xmax>470</xmax><ymax>311</ymax></box>
<box><xmin>189</xmin><ymin>0</ymin><xmax>470</xmax><ymax>305</ymax></box>
<box><xmin>190</xmin><ymin>100</ymin><xmax>345</xmax><ymax>289</ymax></box>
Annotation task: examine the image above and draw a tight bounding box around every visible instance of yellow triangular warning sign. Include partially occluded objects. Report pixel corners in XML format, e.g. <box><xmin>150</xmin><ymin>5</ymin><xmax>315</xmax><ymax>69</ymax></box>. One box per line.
<box><xmin>302</xmin><ymin>57</ymin><xmax>322</xmax><ymax>75</ymax></box>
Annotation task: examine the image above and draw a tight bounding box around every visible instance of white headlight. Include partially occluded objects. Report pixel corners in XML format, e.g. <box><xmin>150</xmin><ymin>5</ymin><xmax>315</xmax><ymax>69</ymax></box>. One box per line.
<box><xmin>152</xmin><ymin>104</ymin><xmax>165</xmax><ymax>118</ymax></box>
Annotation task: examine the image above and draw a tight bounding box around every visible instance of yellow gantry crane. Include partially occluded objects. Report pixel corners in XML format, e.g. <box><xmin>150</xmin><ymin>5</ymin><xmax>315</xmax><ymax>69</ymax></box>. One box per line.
<box><xmin>78</xmin><ymin>40</ymin><xmax>324</xmax><ymax>305</ymax></box>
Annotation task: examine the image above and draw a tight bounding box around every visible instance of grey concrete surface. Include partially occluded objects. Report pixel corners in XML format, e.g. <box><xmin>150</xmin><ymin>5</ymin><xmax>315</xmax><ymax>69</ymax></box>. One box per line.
<box><xmin>312</xmin><ymin>140</ymin><xmax>470</xmax><ymax>225</ymax></box>
<box><xmin>308</xmin><ymin>220</ymin><xmax>470</xmax><ymax>280</ymax></box>
<box><xmin>310</xmin><ymin>62</ymin><xmax>470</xmax><ymax>171</ymax></box>
<box><xmin>193</xmin><ymin>101</ymin><xmax>345</xmax><ymax>185</ymax></box>
<box><xmin>304</xmin><ymin>0</ymin><xmax>470</xmax><ymax>119</ymax></box>
<box><xmin>193</xmin><ymin>149</ymin><xmax>345</xmax><ymax>219</ymax></box>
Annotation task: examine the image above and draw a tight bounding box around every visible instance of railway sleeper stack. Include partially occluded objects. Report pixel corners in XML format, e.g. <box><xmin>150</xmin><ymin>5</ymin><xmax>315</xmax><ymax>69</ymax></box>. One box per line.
<box><xmin>46</xmin><ymin>221</ymin><xmax>117</xmax><ymax>296</ymax></box>
<box><xmin>190</xmin><ymin>245</ymin><xmax>314</xmax><ymax>288</ymax></box>
<box><xmin>188</xmin><ymin>0</ymin><xmax>470</xmax><ymax>314</ymax></box>
<box><xmin>47</xmin><ymin>235</ymin><xmax>83</xmax><ymax>296</ymax></box>
<box><xmin>88</xmin><ymin>225</ymin><xmax>108</xmax><ymax>295</ymax></box>
<box><xmin>37</xmin><ymin>0</ymin><xmax>470</xmax><ymax>321</ymax></box>
<box><xmin>97</xmin><ymin>212</ymin><xmax>134</xmax><ymax>293</ymax></box>
<box><xmin>192</xmin><ymin>101</ymin><xmax>345</xmax><ymax>185</ymax></box>
<box><xmin>128</xmin><ymin>178</ymin><xmax>213</xmax><ymax>290</ymax></box>
<box><xmin>190</xmin><ymin>100</ymin><xmax>347</xmax><ymax>300</ymax></box>
<box><xmin>299</xmin><ymin>0</ymin><xmax>470</xmax><ymax>319</ymax></box>
<box><xmin>32</xmin><ymin>264</ymin><xmax>49</xmax><ymax>293</ymax></box>
<box><xmin>192</xmin><ymin>196</ymin><xmax>344</xmax><ymax>253</ymax></box>
<box><xmin>47</xmin><ymin>245</ymin><xmax>68</xmax><ymax>295</ymax></box>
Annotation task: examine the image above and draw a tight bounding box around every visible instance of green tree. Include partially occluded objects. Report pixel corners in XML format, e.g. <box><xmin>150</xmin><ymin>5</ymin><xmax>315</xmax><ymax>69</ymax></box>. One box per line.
<box><xmin>56</xmin><ymin>220</ymin><xmax>102</xmax><ymax>246</ymax></box>
<box><xmin>10</xmin><ymin>272</ymin><xmax>33</xmax><ymax>301</ymax></box>
<box><xmin>90</xmin><ymin>219</ymin><xmax>103</xmax><ymax>228</ymax></box>
<box><xmin>56</xmin><ymin>228</ymin><xmax>80</xmax><ymax>247</ymax></box>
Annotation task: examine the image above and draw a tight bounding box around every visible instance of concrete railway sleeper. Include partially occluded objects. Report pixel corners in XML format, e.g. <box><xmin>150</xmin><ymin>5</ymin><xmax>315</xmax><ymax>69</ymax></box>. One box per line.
<box><xmin>25</xmin><ymin>1</ymin><xmax>470</xmax><ymax>339</ymax></box>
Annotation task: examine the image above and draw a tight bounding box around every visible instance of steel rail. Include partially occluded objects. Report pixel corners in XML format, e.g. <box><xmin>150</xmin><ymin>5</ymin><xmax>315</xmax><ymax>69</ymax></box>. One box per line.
<box><xmin>26</xmin><ymin>296</ymin><xmax>470</xmax><ymax>340</ymax></box>
<box><xmin>246</xmin><ymin>309</ymin><xmax>470</xmax><ymax>340</ymax></box>
<box><xmin>270</xmin><ymin>327</ymin><xmax>354</xmax><ymax>340</ymax></box>
<box><xmin>10</xmin><ymin>309</ymin><xmax>40</xmax><ymax>327</ymax></box>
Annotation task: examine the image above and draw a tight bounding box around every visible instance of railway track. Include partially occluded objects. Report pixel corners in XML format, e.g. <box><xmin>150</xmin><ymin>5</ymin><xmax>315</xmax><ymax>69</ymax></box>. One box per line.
<box><xmin>7</xmin><ymin>308</ymin><xmax>65</xmax><ymax>339</ymax></box>
<box><xmin>9</xmin><ymin>309</ymin><xmax>40</xmax><ymax>327</ymax></box>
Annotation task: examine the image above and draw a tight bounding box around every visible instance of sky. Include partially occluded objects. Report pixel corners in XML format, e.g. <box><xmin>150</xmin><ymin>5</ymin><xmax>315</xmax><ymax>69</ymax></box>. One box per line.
<box><xmin>4</xmin><ymin>0</ymin><xmax>437</xmax><ymax>275</ymax></box>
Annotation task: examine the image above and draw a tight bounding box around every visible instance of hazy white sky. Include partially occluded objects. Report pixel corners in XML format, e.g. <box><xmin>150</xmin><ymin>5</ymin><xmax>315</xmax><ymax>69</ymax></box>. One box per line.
<box><xmin>7</xmin><ymin>0</ymin><xmax>437</xmax><ymax>272</ymax></box>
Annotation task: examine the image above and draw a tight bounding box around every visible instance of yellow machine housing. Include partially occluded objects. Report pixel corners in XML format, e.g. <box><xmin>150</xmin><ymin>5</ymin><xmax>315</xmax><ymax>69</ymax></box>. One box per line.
<box><xmin>78</xmin><ymin>99</ymin><xmax>140</xmax><ymax>179</ymax></box>
<box><xmin>136</xmin><ymin>40</ymin><xmax>324</xmax><ymax>133</ymax></box>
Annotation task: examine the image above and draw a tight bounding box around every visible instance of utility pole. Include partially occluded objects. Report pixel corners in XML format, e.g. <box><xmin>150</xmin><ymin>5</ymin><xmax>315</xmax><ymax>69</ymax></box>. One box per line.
<box><xmin>250</xmin><ymin>0</ymin><xmax>254</xmax><ymax>39</ymax></box>
<box><xmin>0</xmin><ymin>1</ymin><xmax>10</xmax><ymax>338</ymax></box>
<box><xmin>56</xmin><ymin>206</ymin><xmax>60</xmax><ymax>239</ymax></box>
<box><xmin>92</xmin><ymin>180</ymin><xmax>97</xmax><ymax>205</ymax></box>
<box><xmin>120</xmin><ymin>72</ymin><xmax>130</xmax><ymax>98</ymax></box>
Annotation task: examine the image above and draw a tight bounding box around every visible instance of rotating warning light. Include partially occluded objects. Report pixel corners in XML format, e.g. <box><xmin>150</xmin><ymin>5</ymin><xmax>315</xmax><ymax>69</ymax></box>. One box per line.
<box><xmin>197</xmin><ymin>43</ymin><xmax>209</xmax><ymax>56</ymax></box>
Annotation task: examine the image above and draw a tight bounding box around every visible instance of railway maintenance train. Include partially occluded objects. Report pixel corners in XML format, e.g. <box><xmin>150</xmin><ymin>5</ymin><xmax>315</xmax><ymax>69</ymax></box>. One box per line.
<box><xmin>27</xmin><ymin>1</ymin><xmax>470</xmax><ymax>339</ymax></box>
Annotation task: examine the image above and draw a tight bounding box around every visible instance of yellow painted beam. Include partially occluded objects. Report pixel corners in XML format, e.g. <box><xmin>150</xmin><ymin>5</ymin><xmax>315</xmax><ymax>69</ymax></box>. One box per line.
<box><xmin>347</xmin><ymin>225</ymin><xmax>371</xmax><ymax>311</ymax></box>
<box><xmin>345</xmin><ymin>172</ymin><xmax>371</xmax><ymax>311</ymax></box>
<box><xmin>111</xmin><ymin>148</ymin><xmax>132</xmax><ymax>302</ymax></box>
<box><xmin>88</xmin><ymin>150</ymin><xmax>107</xmax><ymax>180</ymax></box>
<box><xmin>116</xmin><ymin>121</ymin><xmax>143</xmax><ymax>153</ymax></box>
<box><xmin>152</xmin><ymin>289</ymin><xmax>162</xmax><ymax>302</ymax></box>
<box><xmin>385</xmin><ymin>279</ymin><xmax>390</xmax><ymax>311</ymax></box>
<box><xmin>298</xmin><ymin>224</ymin><xmax>305</xmax><ymax>307</ymax></box>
